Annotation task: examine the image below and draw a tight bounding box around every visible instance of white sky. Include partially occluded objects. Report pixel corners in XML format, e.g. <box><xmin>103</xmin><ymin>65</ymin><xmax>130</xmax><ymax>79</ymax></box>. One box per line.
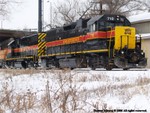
<box><xmin>2</xmin><ymin>0</ymin><xmax>52</xmax><ymax>31</ymax></box>
<box><xmin>2</xmin><ymin>0</ymin><xmax>147</xmax><ymax>31</ymax></box>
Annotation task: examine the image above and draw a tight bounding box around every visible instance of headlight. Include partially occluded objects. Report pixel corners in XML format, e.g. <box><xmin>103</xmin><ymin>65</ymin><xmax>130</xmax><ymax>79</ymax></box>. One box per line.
<box><xmin>141</xmin><ymin>52</ymin><xmax>144</xmax><ymax>55</ymax></box>
<box><xmin>121</xmin><ymin>51</ymin><xmax>124</xmax><ymax>54</ymax></box>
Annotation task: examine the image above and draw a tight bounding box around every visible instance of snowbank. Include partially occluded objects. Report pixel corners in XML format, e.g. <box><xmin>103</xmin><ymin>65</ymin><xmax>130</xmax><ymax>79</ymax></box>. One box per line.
<box><xmin>0</xmin><ymin>69</ymin><xmax>149</xmax><ymax>113</ymax></box>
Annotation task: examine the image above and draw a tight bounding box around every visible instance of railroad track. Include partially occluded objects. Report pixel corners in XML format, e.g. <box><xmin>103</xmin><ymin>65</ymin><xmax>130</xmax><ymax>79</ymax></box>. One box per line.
<box><xmin>72</xmin><ymin>68</ymin><xmax>148</xmax><ymax>71</ymax></box>
<box><xmin>0</xmin><ymin>68</ymin><xmax>148</xmax><ymax>72</ymax></box>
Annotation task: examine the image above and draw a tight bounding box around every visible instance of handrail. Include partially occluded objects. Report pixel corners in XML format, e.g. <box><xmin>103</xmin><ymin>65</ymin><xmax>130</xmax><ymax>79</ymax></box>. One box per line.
<box><xmin>108</xmin><ymin>26</ymin><xmax>113</xmax><ymax>58</ymax></box>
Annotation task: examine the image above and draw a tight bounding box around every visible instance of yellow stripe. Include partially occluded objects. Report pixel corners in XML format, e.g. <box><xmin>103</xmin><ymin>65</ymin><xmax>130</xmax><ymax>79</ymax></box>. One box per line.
<box><xmin>38</xmin><ymin>33</ymin><xmax>46</xmax><ymax>40</ymax></box>
<box><xmin>38</xmin><ymin>49</ymin><xmax>45</xmax><ymax>53</ymax></box>
<box><xmin>38</xmin><ymin>33</ymin><xmax>44</xmax><ymax>40</ymax></box>
<box><xmin>38</xmin><ymin>33</ymin><xmax>46</xmax><ymax>57</ymax></box>
<box><xmin>38</xmin><ymin>33</ymin><xmax>45</xmax><ymax>38</ymax></box>
<box><xmin>38</xmin><ymin>37</ymin><xmax>46</xmax><ymax>43</ymax></box>
<box><xmin>38</xmin><ymin>41</ymin><xmax>46</xmax><ymax>56</ymax></box>
<box><xmin>39</xmin><ymin>46</ymin><xmax>46</xmax><ymax>52</ymax></box>
<box><xmin>83</xmin><ymin>49</ymin><xmax>108</xmax><ymax>53</ymax></box>
<box><xmin>6</xmin><ymin>56</ymin><xmax>33</xmax><ymax>61</ymax></box>
<box><xmin>6</xmin><ymin>49</ymin><xmax>108</xmax><ymax>60</ymax></box>
<box><xmin>41</xmin><ymin>49</ymin><xmax>108</xmax><ymax>57</ymax></box>
<box><xmin>38</xmin><ymin>49</ymin><xmax>45</xmax><ymax>56</ymax></box>
<box><xmin>38</xmin><ymin>34</ymin><xmax>46</xmax><ymax>43</ymax></box>
<box><xmin>38</xmin><ymin>45</ymin><xmax>46</xmax><ymax>51</ymax></box>
<box><xmin>38</xmin><ymin>49</ymin><xmax>44</xmax><ymax>53</ymax></box>
<box><xmin>38</xmin><ymin>53</ymin><xmax>44</xmax><ymax>56</ymax></box>
<box><xmin>38</xmin><ymin>41</ymin><xmax>44</xmax><ymax>46</ymax></box>
<box><xmin>38</xmin><ymin>42</ymin><xmax>46</xmax><ymax>48</ymax></box>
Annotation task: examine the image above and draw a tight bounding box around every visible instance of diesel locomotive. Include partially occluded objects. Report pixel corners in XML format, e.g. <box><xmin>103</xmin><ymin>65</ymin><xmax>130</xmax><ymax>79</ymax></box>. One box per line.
<box><xmin>0</xmin><ymin>14</ymin><xmax>147</xmax><ymax>70</ymax></box>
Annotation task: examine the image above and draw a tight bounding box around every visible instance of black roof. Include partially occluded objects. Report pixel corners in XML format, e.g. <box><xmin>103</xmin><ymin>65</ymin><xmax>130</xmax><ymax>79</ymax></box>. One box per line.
<box><xmin>87</xmin><ymin>15</ymin><xmax>103</xmax><ymax>26</ymax></box>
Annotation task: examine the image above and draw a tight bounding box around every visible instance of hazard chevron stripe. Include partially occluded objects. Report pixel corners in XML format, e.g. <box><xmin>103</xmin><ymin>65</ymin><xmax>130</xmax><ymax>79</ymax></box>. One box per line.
<box><xmin>38</xmin><ymin>33</ymin><xmax>46</xmax><ymax>56</ymax></box>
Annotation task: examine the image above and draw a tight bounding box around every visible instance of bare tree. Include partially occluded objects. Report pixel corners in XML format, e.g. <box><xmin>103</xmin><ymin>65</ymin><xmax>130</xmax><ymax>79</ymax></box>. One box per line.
<box><xmin>53</xmin><ymin>0</ymin><xmax>92</xmax><ymax>26</ymax></box>
<box><xmin>141</xmin><ymin>0</ymin><xmax>150</xmax><ymax>12</ymax></box>
<box><xmin>90</xmin><ymin>0</ymin><xmax>148</xmax><ymax>16</ymax></box>
<box><xmin>53</xmin><ymin>0</ymin><xmax>149</xmax><ymax>26</ymax></box>
<box><xmin>0</xmin><ymin>0</ymin><xmax>20</xmax><ymax>19</ymax></box>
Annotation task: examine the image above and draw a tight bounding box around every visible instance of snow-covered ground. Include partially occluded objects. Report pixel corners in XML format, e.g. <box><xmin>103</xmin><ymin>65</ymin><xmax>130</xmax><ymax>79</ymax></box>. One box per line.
<box><xmin>0</xmin><ymin>69</ymin><xmax>150</xmax><ymax>113</ymax></box>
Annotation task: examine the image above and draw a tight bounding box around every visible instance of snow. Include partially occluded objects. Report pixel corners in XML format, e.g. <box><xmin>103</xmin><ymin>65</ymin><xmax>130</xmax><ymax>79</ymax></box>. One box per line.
<box><xmin>0</xmin><ymin>69</ymin><xmax>150</xmax><ymax>113</ymax></box>
<box><xmin>128</xmin><ymin>12</ymin><xmax>150</xmax><ymax>24</ymax></box>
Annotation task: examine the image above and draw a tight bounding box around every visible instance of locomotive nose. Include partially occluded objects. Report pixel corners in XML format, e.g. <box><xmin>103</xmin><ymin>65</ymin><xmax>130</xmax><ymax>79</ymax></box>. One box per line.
<box><xmin>114</xmin><ymin>26</ymin><xmax>136</xmax><ymax>50</ymax></box>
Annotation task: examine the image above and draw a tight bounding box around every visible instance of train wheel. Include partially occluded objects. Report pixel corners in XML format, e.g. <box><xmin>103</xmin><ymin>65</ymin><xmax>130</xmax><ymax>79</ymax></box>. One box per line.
<box><xmin>91</xmin><ymin>65</ymin><xmax>96</xmax><ymax>70</ymax></box>
<box><xmin>123</xmin><ymin>68</ymin><xmax>129</xmax><ymax>70</ymax></box>
<box><xmin>6</xmin><ymin>61</ymin><xmax>14</xmax><ymax>69</ymax></box>
<box><xmin>70</xmin><ymin>67</ymin><xmax>74</xmax><ymax>70</ymax></box>
<box><xmin>76</xmin><ymin>55</ymin><xmax>87</xmax><ymax>68</ymax></box>
<box><xmin>21</xmin><ymin>61</ymin><xmax>28</xmax><ymax>69</ymax></box>
<box><xmin>105</xmin><ymin>65</ymin><xmax>112</xmax><ymax>70</ymax></box>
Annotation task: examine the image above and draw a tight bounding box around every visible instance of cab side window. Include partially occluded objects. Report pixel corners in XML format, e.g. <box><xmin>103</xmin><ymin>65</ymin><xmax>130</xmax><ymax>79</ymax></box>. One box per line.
<box><xmin>99</xmin><ymin>21</ymin><xmax>105</xmax><ymax>29</ymax></box>
<box><xmin>90</xmin><ymin>24</ymin><xmax>96</xmax><ymax>32</ymax></box>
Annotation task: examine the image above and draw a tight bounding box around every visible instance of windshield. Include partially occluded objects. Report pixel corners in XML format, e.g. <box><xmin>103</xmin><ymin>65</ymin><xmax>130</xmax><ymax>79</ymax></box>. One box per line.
<box><xmin>99</xmin><ymin>21</ymin><xmax>130</xmax><ymax>30</ymax></box>
<box><xmin>106</xmin><ymin>22</ymin><xmax>125</xmax><ymax>28</ymax></box>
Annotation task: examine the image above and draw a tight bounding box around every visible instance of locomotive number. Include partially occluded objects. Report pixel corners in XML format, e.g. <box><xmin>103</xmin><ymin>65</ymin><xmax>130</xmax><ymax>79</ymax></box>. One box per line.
<box><xmin>107</xmin><ymin>17</ymin><xmax>115</xmax><ymax>21</ymax></box>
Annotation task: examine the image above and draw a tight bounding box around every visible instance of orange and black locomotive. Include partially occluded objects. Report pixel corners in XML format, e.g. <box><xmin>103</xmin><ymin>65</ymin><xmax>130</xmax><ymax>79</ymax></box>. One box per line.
<box><xmin>0</xmin><ymin>14</ymin><xmax>147</xmax><ymax>70</ymax></box>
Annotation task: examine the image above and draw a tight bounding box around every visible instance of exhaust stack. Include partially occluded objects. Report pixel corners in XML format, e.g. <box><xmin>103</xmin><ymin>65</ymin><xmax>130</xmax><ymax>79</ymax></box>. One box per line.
<box><xmin>38</xmin><ymin>0</ymin><xmax>42</xmax><ymax>32</ymax></box>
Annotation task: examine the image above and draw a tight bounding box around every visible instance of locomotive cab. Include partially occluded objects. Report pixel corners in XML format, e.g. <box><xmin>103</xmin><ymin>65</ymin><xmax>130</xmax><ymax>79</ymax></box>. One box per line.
<box><xmin>88</xmin><ymin>14</ymin><xmax>131</xmax><ymax>32</ymax></box>
<box><xmin>87</xmin><ymin>14</ymin><xmax>147</xmax><ymax>70</ymax></box>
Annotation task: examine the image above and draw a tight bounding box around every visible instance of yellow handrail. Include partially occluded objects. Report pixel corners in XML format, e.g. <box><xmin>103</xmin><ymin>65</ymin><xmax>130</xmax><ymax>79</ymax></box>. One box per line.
<box><xmin>108</xmin><ymin>26</ymin><xmax>113</xmax><ymax>58</ymax></box>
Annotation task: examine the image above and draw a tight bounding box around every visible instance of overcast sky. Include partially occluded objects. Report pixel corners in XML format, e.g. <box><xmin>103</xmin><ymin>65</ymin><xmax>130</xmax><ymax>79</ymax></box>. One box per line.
<box><xmin>2</xmin><ymin>0</ymin><xmax>52</xmax><ymax>31</ymax></box>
